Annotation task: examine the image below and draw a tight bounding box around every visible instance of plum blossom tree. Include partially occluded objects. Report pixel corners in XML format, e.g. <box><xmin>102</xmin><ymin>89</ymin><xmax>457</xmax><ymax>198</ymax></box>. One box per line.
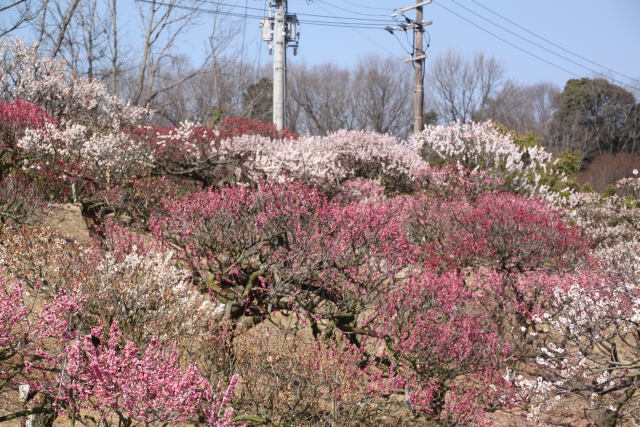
<box><xmin>148</xmin><ymin>178</ymin><xmax>593</xmax><ymax>423</ymax></box>
<box><xmin>412</xmin><ymin>121</ymin><xmax>574</xmax><ymax>199</ymax></box>
<box><xmin>0</xmin><ymin>38</ymin><xmax>148</xmax><ymax>129</ymax></box>
<box><xmin>0</xmin><ymin>272</ymin><xmax>239</xmax><ymax>426</ymax></box>
<box><xmin>49</xmin><ymin>322</ymin><xmax>239</xmax><ymax>426</ymax></box>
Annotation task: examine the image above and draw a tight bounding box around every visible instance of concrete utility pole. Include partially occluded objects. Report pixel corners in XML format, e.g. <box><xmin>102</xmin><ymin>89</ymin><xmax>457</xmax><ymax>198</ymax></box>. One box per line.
<box><xmin>392</xmin><ymin>1</ymin><xmax>431</xmax><ymax>134</ymax></box>
<box><xmin>261</xmin><ymin>1</ymin><xmax>299</xmax><ymax>131</ymax></box>
<box><xmin>273</xmin><ymin>0</ymin><xmax>287</xmax><ymax>130</ymax></box>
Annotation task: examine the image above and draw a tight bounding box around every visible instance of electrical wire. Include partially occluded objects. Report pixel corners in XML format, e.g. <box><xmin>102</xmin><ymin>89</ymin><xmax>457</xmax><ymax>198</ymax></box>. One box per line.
<box><xmin>310</xmin><ymin>0</ymin><xmax>397</xmax><ymax>54</ymax></box>
<box><xmin>254</xmin><ymin>0</ymin><xmax>267</xmax><ymax>79</ymax></box>
<box><xmin>135</xmin><ymin>0</ymin><xmax>263</xmax><ymax>20</ymax></box>
<box><xmin>432</xmin><ymin>1</ymin><xmax>582</xmax><ymax>79</ymax></box>
<box><xmin>390</xmin><ymin>30</ymin><xmax>413</xmax><ymax>56</ymax></box>
<box><xmin>134</xmin><ymin>0</ymin><xmax>389</xmax><ymax>29</ymax></box>
<box><xmin>299</xmin><ymin>21</ymin><xmax>387</xmax><ymax>29</ymax></box>
<box><xmin>443</xmin><ymin>0</ymin><xmax>640</xmax><ymax>92</ymax></box>
<box><xmin>238</xmin><ymin>0</ymin><xmax>248</xmax><ymax>93</ymax></box>
<box><xmin>311</xmin><ymin>0</ymin><xmax>393</xmax><ymax>18</ymax></box>
<box><xmin>199</xmin><ymin>0</ymin><xmax>395</xmax><ymax>23</ymax></box>
<box><xmin>338</xmin><ymin>0</ymin><xmax>392</xmax><ymax>12</ymax></box>
<box><xmin>468</xmin><ymin>0</ymin><xmax>640</xmax><ymax>87</ymax></box>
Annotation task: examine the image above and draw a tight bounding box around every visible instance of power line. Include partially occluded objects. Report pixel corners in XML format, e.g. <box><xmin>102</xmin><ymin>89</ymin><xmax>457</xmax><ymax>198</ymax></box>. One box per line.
<box><xmin>135</xmin><ymin>0</ymin><xmax>263</xmax><ymax>19</ymax></box>
<box><xmin>443</xmin><ymin>0</ymin><xmax>640</xmax><ymax>92</ymax></box>
<box><xmin>238</xmin><ymin>0</ymin><xmax>249</xmax><ymax>93</ymax></box>
<box><xmin>199</xmin><ymin>0</ymin><xmax>395</xmax><ymax>23</ymax></box>
<box><xmin>134</xmin><ymin>0</ymin><xmax>389</xmax><ymax>29</ymax></box>
<box><xmin>299</xmin><ymin>21</ymin><xmax>387</xmax><ymax>29</ymax></box>
<box><xmin>339</xmin><ymin>0</ymin><xmax>392</xmax><ymax>12</ymax></box>
<box><xmin>468</xmin><ymin>0</ymin><xmax>640</xmax><ymax>87</ymax></box>
<box><xmin>254</xmin><ymin>0</ymin><xmax>268</xmax><ymax>79</ymax></box>
<box><xmin>311</xmin><ymin>0</ymin><xmax>397</xmax><ymax>55</ymax></box>
<box><xmin>432</xmin><ymin>1</ymin><xmax>582</xmax><ymax>79</ymax></box>
<box><xmin>311</xmin><ymin>0</ymin><xmax>393</xmax><ymax>18</ymax></box>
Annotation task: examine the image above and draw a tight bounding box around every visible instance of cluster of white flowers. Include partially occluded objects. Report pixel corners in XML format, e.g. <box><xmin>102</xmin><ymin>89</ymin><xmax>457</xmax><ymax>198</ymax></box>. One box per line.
<box><xmin>565</xmin><ymin>191</ymin><xmax>640</xmax><ymax>250</ymax></box>
<box><xmin>18</xmin><ymin>123</ymin><xmax>149</xmax><ymax>179</ymax></box>
<box><xmin>220</xmin><ymin>129</ymin><xmax>427</xmax><ymax>187</ymax></box>
<box><xmin>410</xmin><ymin>121</ymin><xmax>568</xmax><ymax>197</ymax></box>
<box><xmin>503</xmin><ymin>367</ymin><xmax>563</xmax><ymax>421</ymax></box>
<box><xmin>0</xmin><ymin>38</ymin><xmax>147</xmax><ymax>130</ymax></box>
<box><xmin>92</xmin><ymin>248</ymin><xmax>216</xmax><ymax>339</ymax></box>
<box><xmin>616</xmin><ymin>176</ymin><xmax>640</xmax><ymax>199</ymax></box>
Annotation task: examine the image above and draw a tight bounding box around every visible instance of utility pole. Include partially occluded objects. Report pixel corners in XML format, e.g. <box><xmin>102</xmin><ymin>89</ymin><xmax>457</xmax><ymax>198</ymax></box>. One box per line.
<box><xmin>273</xmin><ymin>0</ymin><xmax>286</xmax><ymax>130</ymax></box>
<box><xmin>389</xmin><ymin>1</ymin><xmax>431</xmax><ymax>134</ymax></box>
<box><xmin>413</xmin><ymin>2</ymin><xmax>425</xmax><ymax>133</ymax></box>
<box><xmin>261</xmin><ymin>1</ymin><xmax>299</xmax><ymax>131</ymax></box>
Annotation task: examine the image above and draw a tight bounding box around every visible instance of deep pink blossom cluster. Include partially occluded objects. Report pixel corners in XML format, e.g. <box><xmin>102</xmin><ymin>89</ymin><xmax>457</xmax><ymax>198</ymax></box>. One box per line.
<box><xmin>0</xmin><ymin>273</ymin><xmax>238</xmax><ymax>426</ymax></box>
<box><xmin>52</xmin><ymin>322</ymin><xmax>237</xmax><ymax>425</ymax></box>
<box><xmin>148</xmin><ymin>180</ymin><xmax>590</xmax><ymax>422</ymax></box>
<box><xmin>0</xmin><ymin>99</ymin><xmax>54</xmax><ymax>134</ymax></box>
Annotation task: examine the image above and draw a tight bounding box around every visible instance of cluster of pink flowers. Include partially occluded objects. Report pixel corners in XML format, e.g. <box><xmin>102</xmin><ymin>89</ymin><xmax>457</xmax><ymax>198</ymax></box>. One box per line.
<box><xmin>54</xmin><ymin>322</ymin><xmax>237</xmax><ymax>425</ymax></box>
<box><xmin>0</xmin><ymin>272</ymin><xmax>239</xmax><ymax>426</ymax></box>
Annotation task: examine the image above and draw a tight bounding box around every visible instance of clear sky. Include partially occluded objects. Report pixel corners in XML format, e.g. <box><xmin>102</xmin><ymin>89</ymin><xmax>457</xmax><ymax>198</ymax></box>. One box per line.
<box><xmin>187</xmin><ymin>0</ymin><xmax>640</xmax><ymax>93</ymax></box>
<box><xmin>8</xmin><ymin>0</ymin><xmax>639</xmax><ymax>93</ymax></box>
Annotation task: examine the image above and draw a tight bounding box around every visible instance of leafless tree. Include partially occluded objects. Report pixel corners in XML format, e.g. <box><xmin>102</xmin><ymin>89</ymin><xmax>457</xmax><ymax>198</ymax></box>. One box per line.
<box><xmin>288</xmin><ymin>56</ymin><xmax>412</xmax><ymax>137</ymax></box>
<box><xmin>18</xmin><ymin>0</ymin><xmax>240</xmax><ymax>116</ymax></box>
<box><xmin>0</xmin><ymin>0</ymin><xmax>40</xmax><ymax>37</ymax></box>
<box><xmin>288</xmin><ymin>63</ymin><xmax>358</xmax><ymax>135</ymax></box>
<box><xmin>428</xmin><ymin>49</ymin><xmax>504</xmax><ymax>123</ymax></box>
<box><xmin>477</xmin><ymin>80</ymin><xmax>560</xmax><ymax>137</ymax></box>
<box><xmin>352</xmin><ymin>56</ymin><xmax>412</xmax><ymax>137</ymax></box>
<box><xmin>130</xmin><ymin>0</ymin><xmax>209</xmax><ymax>107</ymax></box>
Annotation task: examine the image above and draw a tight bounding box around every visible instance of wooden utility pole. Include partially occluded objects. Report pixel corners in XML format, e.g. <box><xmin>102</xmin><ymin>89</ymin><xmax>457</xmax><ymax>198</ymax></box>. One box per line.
<box><xmin>396</xmin><ymin>1</ymin><xmax>431</xmax><ymax>134</ymax></box>
<box><xmin>414</xmin><ymin>2</ymin><xmax>425</xmax><ymax>133</ymax></box>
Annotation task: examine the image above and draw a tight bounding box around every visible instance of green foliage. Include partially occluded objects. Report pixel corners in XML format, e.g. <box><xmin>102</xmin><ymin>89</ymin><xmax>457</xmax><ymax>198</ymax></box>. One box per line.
<box><xmin>497</xmin><ymin>125</ymin><xmax>582</xmax><ymax>196</ymax></box>
<box><xmin>543</xmin><ymin>149</ymin><xmax>585</xmax><ymax>194</ymax></box>
<box><xmin>550</xmin><ymin>78</ymin><xmax>640</xmax><ymax>160</ymax></box>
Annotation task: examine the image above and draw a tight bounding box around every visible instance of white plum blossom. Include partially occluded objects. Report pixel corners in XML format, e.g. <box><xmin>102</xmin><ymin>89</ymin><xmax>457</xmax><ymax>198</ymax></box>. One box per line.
<box><xmin>410</xmin><ymin>121</ymin><xmax>565</xmax><ymax>197</ymax></box>
<box><xmin>0</xmin><ymin>37</ymin><xmax>147</xmax><ymax>130</ymax></box>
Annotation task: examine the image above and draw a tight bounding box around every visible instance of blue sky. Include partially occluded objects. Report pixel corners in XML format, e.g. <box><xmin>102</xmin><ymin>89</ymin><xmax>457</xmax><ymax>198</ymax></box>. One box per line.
<box><xmin>177</xmin><ymin>0</ymin><xmax>640</xmax><ymax>93</ymax></box>
<box><xmin>8</xmin><ymin>0</ymin><xmax>640</xmax><ymax>93</ymax></box>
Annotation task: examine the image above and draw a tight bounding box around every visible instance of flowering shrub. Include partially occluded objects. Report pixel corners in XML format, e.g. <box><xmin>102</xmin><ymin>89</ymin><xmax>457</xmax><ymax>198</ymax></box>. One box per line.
<box><xmin>0</xmin><ymin>270</ymin><xmax>239</xmax><ymax>426</ymax></box>
<box><xmin>18</xmin><ymin>123</ymin><xmax>149</xmax><ymax>183</ymax></box>
<box><xmin>510</xmin><ymin>179</ymin><xmax>640</xmax><ymax>424</ymax></box>
<box><xmin>408</xmin><ymin>191</ymin><xmax>590</xmax><ymax>274</ymax></box>
<box><xmin>0</xmin><ymin>99</ymin><xmax>54</xmax><ymax>137</ymax></box>
<box><xmin>565</xmin><ymin>190</ymin><xmax>640</xmax><ymax>250</ymax></box>
<box><xmin>412</xmin><ymin>121</ymin><xmax>573</xmax><ymax>198</ymax></box>
<box><xmin>131</xmin><ymin>125</ymin><xmax>428</xmax><ymax>192</ymax></box>
<box><xmin>0</xmin><ymin>38</ymin><xmax>147</xmax><ymax>130</ymax></box>
<box><xmin>150</xmin><ymin>182</ymin><xmax>595</xmax><ymax>422</ymax></box>
<box><xmin>51</xmin><ymin>322</ymin><xmax>238</xmax><ymax>426</ymax></box>
<box><xmin>513</xmin><ymin>268</ymin><xmax>640</xmax><ymax>425</ymax></box>
<box><xmin>0</xmin><ymin>274</ymin><xmax>79</xmax><ymax>393</ymax></box>
<box><xmin>227</xmin><ymin>129</ymin><xmax>428</xmax><ymax>192</ymax></box>
<box><xmin>217</xmin><ymin>116</ymin><xmax>297</xmax><ymax>140</ymax></box>
<box><xmin>151</xmin><ymin>183</ymin><xmax>413</xmax><ymax>322</ymax></box>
